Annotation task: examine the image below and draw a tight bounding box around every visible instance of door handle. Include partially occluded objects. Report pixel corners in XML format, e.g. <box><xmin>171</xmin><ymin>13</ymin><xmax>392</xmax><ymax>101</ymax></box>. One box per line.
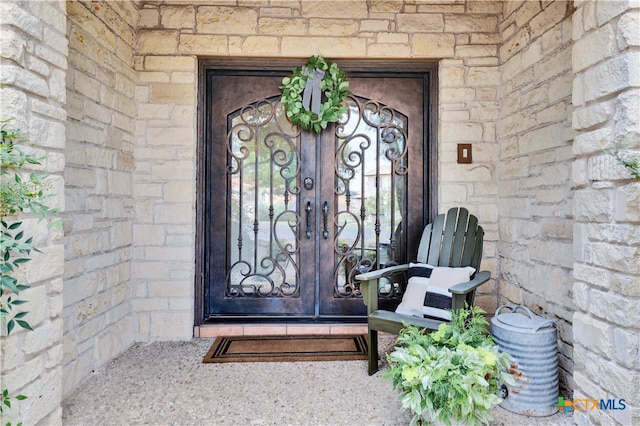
<box><xmin>305</xmin><ymin>200</ymin><xmax>312</xmax><ymax>239</ymax></box>
<box><xmin>322</xmin><ymin>201</ymin><xmax>329</xmax><ymax>239</ymax></box>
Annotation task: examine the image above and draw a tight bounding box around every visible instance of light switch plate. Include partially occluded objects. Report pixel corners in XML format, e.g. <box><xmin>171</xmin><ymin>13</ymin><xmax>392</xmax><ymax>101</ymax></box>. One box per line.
<box><xmin>457</xmin><ymin>143</ymin><xmax>472</xmax><ymax>164</ymax></box>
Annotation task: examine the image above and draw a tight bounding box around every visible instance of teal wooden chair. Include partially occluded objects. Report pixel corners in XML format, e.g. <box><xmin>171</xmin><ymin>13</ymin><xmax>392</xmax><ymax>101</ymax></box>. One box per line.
<box><xmin>355</xmin><ymin>207</ymin><xmax>490</xmax><ymax>375</ymax></box>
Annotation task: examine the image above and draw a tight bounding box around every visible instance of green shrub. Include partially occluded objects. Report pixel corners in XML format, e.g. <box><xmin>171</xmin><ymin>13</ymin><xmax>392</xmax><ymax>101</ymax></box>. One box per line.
<box><xmin>385</xmin><ymin>306</ymin><xmax>515</xmax><ymax>426</ymax></box>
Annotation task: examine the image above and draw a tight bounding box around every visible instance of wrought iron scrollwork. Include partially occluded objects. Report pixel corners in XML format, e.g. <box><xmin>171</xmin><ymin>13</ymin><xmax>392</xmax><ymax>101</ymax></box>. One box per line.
<box><xmin>226</xmin><ymin>98</ymin><xmax>301</xmax><ymax>298</ymax></box>
<box><xmin>332</xmin><ymin>96</ymin><xmax>408</xmax><ymax>299</ymax></box>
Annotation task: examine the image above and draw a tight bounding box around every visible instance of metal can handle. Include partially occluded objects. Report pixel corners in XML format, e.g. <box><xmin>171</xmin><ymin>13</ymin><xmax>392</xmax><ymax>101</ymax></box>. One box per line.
<box><xmin>494</xmin><ymin>305</ymin><xmax>555</xmax><ymax>331</ymax></box>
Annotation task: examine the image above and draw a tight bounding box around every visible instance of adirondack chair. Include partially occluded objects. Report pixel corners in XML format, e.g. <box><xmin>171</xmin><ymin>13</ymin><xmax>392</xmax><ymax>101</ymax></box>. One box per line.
<box><xmin>355</xmin><ymin>207</ymin><xmax>490</xmax><ymax>375</ymax></box>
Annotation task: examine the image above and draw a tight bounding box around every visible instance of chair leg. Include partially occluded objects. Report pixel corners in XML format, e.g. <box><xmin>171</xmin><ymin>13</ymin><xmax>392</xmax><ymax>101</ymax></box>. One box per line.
<box><xmin>368</xmin><ymin>327</ymin><xmax>379</xmax><ymax>375</ymax></box>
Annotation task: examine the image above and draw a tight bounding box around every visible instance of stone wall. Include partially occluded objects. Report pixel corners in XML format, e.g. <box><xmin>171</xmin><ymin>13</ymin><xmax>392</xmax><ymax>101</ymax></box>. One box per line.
<box><xmin>3</xmin><ymin>1</ymin><xmax>637</xmax><ymax>425</ymax></box>
<box><xmin>62</xmin><ymin>0</ymin><xmax>138</xmax><ymax>395</ymax></box>
<box><xmin>571</xmin><ymin>2</ymin><xmax>640</xmax><ymax>425</ymax></box>
<box><xmin>496</xmin><ymin>1</ymin><xmax>576</xmax><ymax>393</ymax></box>
<box><xmin>135</xmin><ymin>0</ymin><xmax>504</xmax><ymax>339</ymax></box>
<box><xmin>0</xmin><ymin>1</ymin><xmax>67</xmax><ymax>424</ymax></box>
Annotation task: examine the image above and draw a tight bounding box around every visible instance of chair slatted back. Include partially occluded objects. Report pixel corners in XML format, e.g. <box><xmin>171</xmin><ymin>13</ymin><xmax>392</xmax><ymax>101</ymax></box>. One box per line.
<box><xmin>416</xmin><ymin>207</ymin><xmax>484</xmax><ymax>274</ymax></box>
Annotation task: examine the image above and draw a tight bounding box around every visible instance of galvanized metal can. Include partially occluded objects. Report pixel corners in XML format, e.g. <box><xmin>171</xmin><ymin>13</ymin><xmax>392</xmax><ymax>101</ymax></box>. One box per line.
<box><xmin>491</xmin><ymin>305</ymin><xmax>559</xmax><ymax>416</ymax></box>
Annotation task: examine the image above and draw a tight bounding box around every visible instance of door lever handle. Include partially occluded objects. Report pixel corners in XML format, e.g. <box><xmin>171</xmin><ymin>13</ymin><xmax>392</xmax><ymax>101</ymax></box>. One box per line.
<box><xmin>322</xmin><ymin>201</ymin><xmax>329</xmax><ymax>239</ymax></box>
<box><xmin>305</xmin><ymin>200</ymin><xmax>312</xmax><ymax>239</ymax></box>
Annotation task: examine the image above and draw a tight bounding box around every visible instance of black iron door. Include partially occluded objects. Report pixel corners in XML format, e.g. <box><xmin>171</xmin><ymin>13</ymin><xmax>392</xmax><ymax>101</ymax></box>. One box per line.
<box><xmin>200</xmin><ymin>60</ymin><xmax>436</xmax><ymax>321</ymax></box>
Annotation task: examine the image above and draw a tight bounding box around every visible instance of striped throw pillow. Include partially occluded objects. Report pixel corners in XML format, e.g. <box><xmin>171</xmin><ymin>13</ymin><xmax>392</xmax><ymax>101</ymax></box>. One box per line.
<box><xmin>395</xmin><ymin>263</ymin><xmax>476</xmax><ymax>321</ymax></box>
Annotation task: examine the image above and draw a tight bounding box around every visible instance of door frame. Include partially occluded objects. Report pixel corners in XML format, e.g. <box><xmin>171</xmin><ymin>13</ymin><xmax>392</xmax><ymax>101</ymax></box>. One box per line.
<box><xmin>195</xmin><ymin>58</ymin><xmax>439</xmax><ymax>325</ymax></box>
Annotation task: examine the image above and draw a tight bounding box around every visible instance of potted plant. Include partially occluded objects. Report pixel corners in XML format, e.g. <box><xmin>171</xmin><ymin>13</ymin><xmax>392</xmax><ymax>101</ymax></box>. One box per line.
<box><xmin>384</xmin><ymin>306</ymin><xmax>515</xmax><ymax>426</ymax></box>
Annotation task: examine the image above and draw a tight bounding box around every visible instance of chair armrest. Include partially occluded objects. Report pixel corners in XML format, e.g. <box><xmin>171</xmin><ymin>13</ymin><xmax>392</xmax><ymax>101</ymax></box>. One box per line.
<box><xmin>356</xmin><ymin>264</ymin><xmax>409</xmax><ymax>314</ymax></box>
<box><xmin>355</xmin><ymin>264</ymin><xmax>409</xmax><ymax>282</ymax></box>
<box><xmin>448</xmin><ymin>270</ymin><xmax>491</xmax><ymax>295</ymax></box>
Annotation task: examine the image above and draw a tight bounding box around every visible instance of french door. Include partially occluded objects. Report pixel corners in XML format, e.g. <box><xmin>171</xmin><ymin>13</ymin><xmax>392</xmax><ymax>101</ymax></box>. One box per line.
<box><xmin>197</xmin><ymin>59</ymin><xmax>437</xmax><ymax>322</ymax></box>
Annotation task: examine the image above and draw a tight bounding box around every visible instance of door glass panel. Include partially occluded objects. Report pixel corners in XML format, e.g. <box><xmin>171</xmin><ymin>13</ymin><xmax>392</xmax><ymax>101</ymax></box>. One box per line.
<box><xmin>227</xmin><ymin>100</ymin><xmax>301</xmax><ymax>298</ymax></box>
<box><xmin>333</xmin><ymin>97</ymin><xmax>407</xmax><ymax>299</ymax></box>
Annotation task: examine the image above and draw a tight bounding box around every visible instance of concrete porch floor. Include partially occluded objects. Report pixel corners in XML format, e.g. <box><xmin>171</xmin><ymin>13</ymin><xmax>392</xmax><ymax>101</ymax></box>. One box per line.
<box><xmin>61</xmin><ymin>327</ymin><xmax>573</xmax><ymax>426</ymax></box>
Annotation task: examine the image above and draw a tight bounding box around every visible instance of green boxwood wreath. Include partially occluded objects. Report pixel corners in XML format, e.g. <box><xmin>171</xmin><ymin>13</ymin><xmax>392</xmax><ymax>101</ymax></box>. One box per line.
<box><xmin>280</xmin><ymin>56</ymin><xmax>351</xmax><ymax>133</ymax></box>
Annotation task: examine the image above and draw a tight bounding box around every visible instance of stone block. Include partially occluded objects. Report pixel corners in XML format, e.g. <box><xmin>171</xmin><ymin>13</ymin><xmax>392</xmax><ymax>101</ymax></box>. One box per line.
<box><xmin>144</xmin><ymin>56</ymin><xmax>195</xmax><ymax>71</ymax></box>
<box><xmin>153</xmin><ymin>203</ymin><xmax>193</xmax><ymax>224</ymax></box>
<box><xmin>584</xmin><ymin>52</ymin><xmax>640</xmax><ymax>103</ymax></box>
<box><xmin>242</xmin><ymin>36</ymin><xmax>279</xmax><ymax>54</ymax></box>
<box><xmin>1</xmin><ymin>356</ymin><xmax>41</xmax><ymax>392</ymax></box>
<box><xmin>133</xmin><ymin>298</ymin><xmax>169</xmax><ymax>312</ymax></box>
<box><xmin>301</xmin><ymin>1</ymin><xmax>368</xmax><ymax>18</ymax></box>
<box><xmin>309</xmin><ymin>19</ymin><xmax>359</xmax><ymax>36</ymax></box>
<box><xmin>94</xmin><ymin>316</ymin><xmax>136</xmax><ymax>366</ymax></box>
<box><xmin>536</xmin><ymin>101</ymin><xmax>568</xmax><ymax>126</ymax></box>
<box><xmin>614</xmin><ymin>89</ymin><xmax>640</xmax><ymax>144</ymax></box>
<box><xmin>466</xmin><ymin>66</ymin><xmax>500</xmax><ymax>86</ymax></box>
<box><xmin>586</xmin><ymin>242</ymin><xmax>640</xmax><ymax>275</ymax></box>
<box><xmin>160</xmin><ymin>5</ymin><xmax>195</xmax><ymax>29</ymax></box>
<box><xmin>412</xmin><ymin>33</ymin><xmax>455</xmax><ymax>57</ymax></box>
<box><xmin>441</xmin><ymin>121</ymin><xmax>484</xmax><ymax>142</ymax></box>
<box><xmin>25</xmin><ymin>245</ymin><xmax>64</xmax><ymax>284</ymax></box>
<box><xmin>535</xmin><ymin>45</ymin><xmax>572</xmax><ymax>83</ymax></box>
<box><xmin>368</xmin><ymin>43</ymin><xmax>410</xmax><ymax>57</ymax></box>
<box><xmin>440</xmin><ymin>163</ymin><xmax>493</xmax><ymax>182</ymax></box>
<box><xmin>163</xmin><ymin>181</ymin><xmax>194</xmax><ymax>203</ymax></box>
<box><xmin>397</xmin><ymin>13</ymin><xmax>444</xmax><ymax>32</ymax></box>
<box><xmin>440</xmin><ymin>87</ymin><xmax>475</xmax><ymax>102</ymax></box>
<box><xmin>179</xmin><ymin>34</ymin><xmax>227</xmax><ymax>54</ymax></box>
<box><xmin>518</xmin><ymin>122</ymin><xmax>571</xmax><ymax>155</ymax></box>
<box><xmin>257</xmin><ymin>17</ymin><xmax>305</xmax><ymax>35</ymax></box>
<box><xmin>1</xmin><ymin>29</ymin><xmax>27</xmax><ymax>65</ymax></box>
<box><xmin>139</xmin><ymin>7</ymin><xmax>159</xmax><ymax>27</ymax></box>
<box><xmin>0</xmin><ymin>2</ymin><xmax>41</xmax><ymax>39</ymax></box>
<box><xmin>23</xmin><ymin>318</ymin><xmax>63</xmax><ymax>355</ymax></box>
<box><xmin>134</xmin><ymin>224</ymin><xmax>166</xmax><ymax>246</ymax></box>
<box><xmin>196</xmin><ymin>6</ymin><xmax>257</xmax><ymax>33</ymax></box>
<box><xmin>573</xmin><ymin>281</ymin><xmax>590</xmax><ymax>311</ymax></box>
<box><xmin>613</xmin><ymin>327</ymin><xmax>640</xmax><ymax>368</ymax></box>
<box><xmin>616</xmin><ymin>184</ymin><xmax>640</xmax><ymax>222</ymax></box>
<box><xmin>136</xmin><ymin>29</ymin><xmax>178</xmax><ymax>54</ymax></box>
<box><xmin>597</xmin><ymin>360</ymin><xmax>640</xmax><ymax>407</ymax></box>
<box><xmin>281</xmin><ymin>36</ymin><xmax>366</xmax><ymax>56</ymax></box>
<box><xmin>360</xmin><ymin>19</ymin><xmax>390</xmax><ymax>32</ymax></box>
<box><xmin>150</xmin><ymin>160</ymin><xmax>193</xmax><ymax>180</ymax></box>
<box><xmin>149</xmin><ymin>311</ymin><xmax>193</xmax><ymax>340</ymax></box>
<box><xmin>596</xmin><ymin>0</ymin><xmax>628</xmax><ymax>26</ymax></box>
<box><xmin>573</xmin><ymin>312</ymin><xmax>611</xmax><ymax>357</ymax></box>
<box><xmin>455</xmin><ymin>44</ymin><xmax>497</xmax><ymax>58</ymax></box>
<box><xmin>572</xmin><ymin>23</ymin><xmax>615</xmax><ymax>73</ymax></box>
<box><xmin>20</xmin><ymin>367</ymin><xmax>62</xmax><ymax>426</ymax></box>
<box><xmin>618</xmin><ymin>10</ymin><xmax>640</xmax><ymax>49</ymax></box>
<box><xmin>20</xmin><ymin>284</ymin><xmax>47</xmax><ymax>327</ymax></box>
<box><xmin>574</xmin><ymin>188</ymin><xmax>612</xmax><ymax>222</ymax></box>
<box><xmin>149</xmin><ymin>83</ymin><xmax>194</xmax><ymax>104</ymax></box>
<box><xmin>132</xmin><ymin>262</ymin><xmax>170</xmax><ymax>280</ymax></box>
<box><xmin>572</xmin><ymin>100</ymin><xmax>613</xmax><ymax>130</ymax></box>
<box><xmin>148</xmin><ymin>281</ymin><xmax>192</xmax><ymax>298</ymax></box>
<box><xmin>439</xmin><ymin>184</ymin><xmax>468</xmax><ymax>203</ymax></box>
<box><xmin>444</xmin><ymin>14</ymin><xmax>498</xmax><ymax>33</ymax></box>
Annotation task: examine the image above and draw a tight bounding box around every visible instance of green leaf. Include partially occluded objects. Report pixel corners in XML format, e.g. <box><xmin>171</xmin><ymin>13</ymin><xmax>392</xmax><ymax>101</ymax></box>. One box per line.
<box><xmin>7</xmin><ymin>319</ymin><xmax>15</xmax><ymax>335</ymax></box>
<box><xmin>1</xmin><ymin>275</ymin><xmax>20</xmax><ymax>293</ymax></box>
<box><xmin>16</xmin><ymin>320</ymin><xmax>32</xmax><ymax>331</ymax></box>
<box><xmin>7</xmin><ymin>222</ymin><xmax>21</xmax><ymax>230</ymax></box>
